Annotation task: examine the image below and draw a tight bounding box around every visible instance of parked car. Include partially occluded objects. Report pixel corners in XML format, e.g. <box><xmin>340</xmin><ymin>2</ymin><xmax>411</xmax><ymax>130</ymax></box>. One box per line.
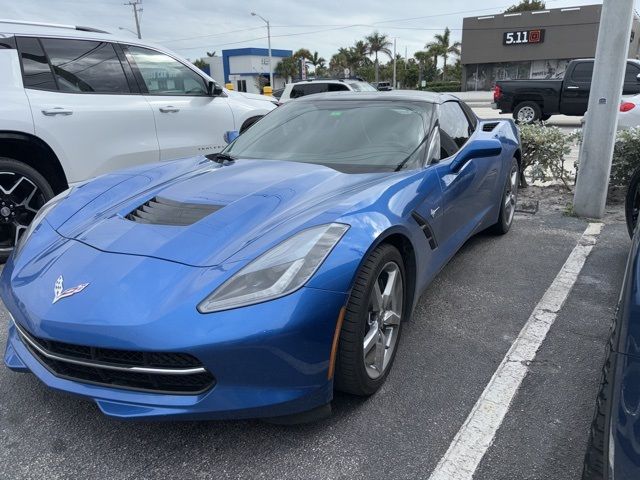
<box><xmin>3</xmin><ymin>91</ymin><xmax>521</xmax><ymax>422</ymax></box>
<box><xmin>374</xmin><ymin>81</ymin><xmax>393</xmax><ymax>91</ymax></box>
<box><xmin>618</xmin><ymin>94</ymin><xmax>640</xmax><ymax>130</ymax></box>
<box><xmin>582</xmin><ymin>166</ymin><xmax>640</xmax><ymax>479</ymax></box>
<box><xmin>493</xmin><ymin>59</ymin><xmax>640</xmax><ymax>123</ymax></box>
<box><xmin>271</xmin><ymin>87</ymin><xmax>284</xmax><ymax>100</ymax></box>
<box><xmin>279</xmin><ymin>78</ymin><xmax>377</xmax><ymax>102</ymax></box>
<box><xmin>0</xmin><ymin>19</ymin><xmax>276</xmax><ymax>259</ymax></box>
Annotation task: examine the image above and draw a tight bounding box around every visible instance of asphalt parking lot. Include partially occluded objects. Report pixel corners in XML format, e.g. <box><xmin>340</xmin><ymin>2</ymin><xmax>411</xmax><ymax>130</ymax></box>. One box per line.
<box><xmin>0</xmin><ymin>193</ymin><xmax>629</xmax><ymax>479</ymax></box>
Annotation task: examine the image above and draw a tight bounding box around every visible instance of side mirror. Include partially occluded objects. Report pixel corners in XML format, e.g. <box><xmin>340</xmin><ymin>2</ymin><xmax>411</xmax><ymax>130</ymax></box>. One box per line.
<box><xmin>208</xmin><ymin>81</ymin><xmax>224</xmax><ymax>96</ymax></box>
<box><xmin>224</xmin><ymin>130</ymin><xmax>239</xmax><ymax>144</ymax></box>
<box><xmin>450</xmin><ymin>139</ymin><xmax>503</xmax><ymax>172</ymax></box>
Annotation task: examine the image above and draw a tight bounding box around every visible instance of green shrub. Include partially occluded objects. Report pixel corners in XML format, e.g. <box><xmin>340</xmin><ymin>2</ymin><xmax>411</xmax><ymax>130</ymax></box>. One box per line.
<box><xmin>518</xmin><ymin>123</ymin><xmax>576</xmax><ymax>189</ymax></box>
<box><xmin>611</xmin><ymin>128</ymin><xmax>640</xmax><ymax>187</ymax></box>
<box><xmin>420</xmin><ymin>81</ymin><xmax>462</xmax><ymax>92</ymax></box>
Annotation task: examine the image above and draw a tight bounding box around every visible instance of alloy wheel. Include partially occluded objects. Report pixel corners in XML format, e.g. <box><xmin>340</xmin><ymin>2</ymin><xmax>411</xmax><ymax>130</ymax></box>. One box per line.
<box><xmin>504</xmin><ymin>164</ymin><xmax>519</xmax><ymax>226</ymax></box>
<box><xmin>517</xmin><ymin>106</ymin><xmax>536</xmax><ymax>123</ymax></box>
<box><xmin>0</xmin><ymin>172</ymin><xmax>47</xmax><ymax>253</ymax></box>
<box><xmin>363</xmin><ymin>261</ymin><xmax>403</xmax><ymax>379</ymax></box>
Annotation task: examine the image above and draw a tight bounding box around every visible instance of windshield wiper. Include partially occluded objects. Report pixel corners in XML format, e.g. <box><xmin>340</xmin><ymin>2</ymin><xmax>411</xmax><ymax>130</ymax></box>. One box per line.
<box><xmin>206</xmin><ymin>152</ymin><xmax>236</xmax><ymax>164</ymax></box>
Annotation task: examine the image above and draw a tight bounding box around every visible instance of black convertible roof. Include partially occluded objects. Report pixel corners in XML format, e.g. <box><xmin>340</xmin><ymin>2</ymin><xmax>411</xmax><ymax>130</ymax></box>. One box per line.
<box><xmin>294</xmin><ymin>90</ymin><xmax>459</xmax><ymax>105</ymax></box>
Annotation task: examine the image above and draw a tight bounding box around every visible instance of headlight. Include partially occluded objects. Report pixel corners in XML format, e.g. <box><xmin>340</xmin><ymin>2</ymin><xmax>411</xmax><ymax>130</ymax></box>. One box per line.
<box><xmin>198</xmin><ymin>223</ymin><xmax>349</xmax><ymax>313</ymax></box>
<box><xmin>14</xmin><ymin>188</ymin><xmax>72</xmax><ymax>257</ymax></box>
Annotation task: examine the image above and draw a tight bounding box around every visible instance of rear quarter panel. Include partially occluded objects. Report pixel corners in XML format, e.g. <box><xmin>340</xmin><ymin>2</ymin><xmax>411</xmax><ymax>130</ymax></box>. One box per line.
<box><xmin>496</xmin><ymin>80</ymin><xmax>563</xmax><ymax>115</ymax></box>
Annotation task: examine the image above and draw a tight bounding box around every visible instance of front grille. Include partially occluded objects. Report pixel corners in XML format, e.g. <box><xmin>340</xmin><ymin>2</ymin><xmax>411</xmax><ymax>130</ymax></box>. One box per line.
<box><xmin>125</xmin><ymin>196</ymin><xmax>222</xmax><ymax>226</ymax></box>
<box><xmin>15</xmin><ymin>322</ymin><xmax>215</xmax><ymax>395</ymax></box>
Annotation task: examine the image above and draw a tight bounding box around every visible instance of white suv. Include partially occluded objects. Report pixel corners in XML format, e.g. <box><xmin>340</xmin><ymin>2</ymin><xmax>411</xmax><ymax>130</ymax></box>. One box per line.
<box><xmin>0</xmin><ymin>20</ymin><xmax>276</xmax><ymax>257</ymax></box>
<box><xmin>279</xmin><ymin>79</ymin><xmax>377</xmax><ymax>103</ymax></box>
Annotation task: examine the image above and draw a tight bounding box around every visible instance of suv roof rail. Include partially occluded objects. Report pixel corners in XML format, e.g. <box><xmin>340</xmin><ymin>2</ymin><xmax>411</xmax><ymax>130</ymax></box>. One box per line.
<box><xmin>0</xmin><ymin>19</ymin><xmax>110</xmax><ymax>34</ymax></box>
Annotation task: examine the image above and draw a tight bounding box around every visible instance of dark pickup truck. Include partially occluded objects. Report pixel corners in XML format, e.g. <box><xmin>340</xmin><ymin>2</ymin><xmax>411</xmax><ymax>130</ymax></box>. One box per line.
<box><xmin>492</xmin><ymin>58</ymin><xmax>640</xmax><ymax>123</ymax></box>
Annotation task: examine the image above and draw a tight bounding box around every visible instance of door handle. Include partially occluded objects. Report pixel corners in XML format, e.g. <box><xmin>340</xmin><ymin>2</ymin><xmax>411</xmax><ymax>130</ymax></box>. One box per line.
<box><xmin>159</xmin><ymin>106</ymin><xmax>180</xmax><ymax>113</ymax></box>
<box><xmin>42</xmin><ymin>107</ymin><xmax>73</xmax><ymax>116</ymax></box>
<box><xmin>566</xmin><ymin>86</ymin><xmax>579</xmax><ymax>90</ymax></box>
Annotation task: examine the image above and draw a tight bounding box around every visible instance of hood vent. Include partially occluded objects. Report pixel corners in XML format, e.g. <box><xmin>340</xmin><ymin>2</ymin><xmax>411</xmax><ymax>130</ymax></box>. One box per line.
<box><xmin>482</xmin><ymin>122</ymin><xmax>500</xmax><ymax>132</ymax></box>
<box><xmin>125</xmin><ymin>196</ymin><xmax>222</xmax><ymax>226</ymax></box>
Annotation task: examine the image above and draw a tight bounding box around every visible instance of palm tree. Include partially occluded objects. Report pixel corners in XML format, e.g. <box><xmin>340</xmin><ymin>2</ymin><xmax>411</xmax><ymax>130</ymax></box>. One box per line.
<box><xmin>351</xmin><ymin>40</ymin><xmax>369</xmax><ymax>69</ymax></box>
<box><xmin>275</xmin><ymin>57</ymin><xmax>299</xmax><ymax>83</ymax></box>
<box><xmin>365</xmin><ymin>31</ymin><xmax>392</xmax><ymax>83</ymax></box>
<box><xmin>309</xmin><ymin>51</ymin><xmax>326</xmax><ymax>73</ymax></box>
<box><xmin>414</xmin><ymin>50</ymin><xmax>433</xmax><ymax>86</ymax></box>
<box><xmin>426</xmin><ymin>27</ymin><xmax>461</xmax><ymax>80</ymax></box>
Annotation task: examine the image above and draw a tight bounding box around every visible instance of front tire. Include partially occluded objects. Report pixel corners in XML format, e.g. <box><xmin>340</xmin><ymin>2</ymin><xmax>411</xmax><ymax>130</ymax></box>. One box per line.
<box><xmin>489</xmin><ymin>158</ymin><xmax>519</xmax><ymax>235</ymax></box>
<box><xmin>0</xmin><ymin>158</ymin><xmax>54</xmax><ymax>261</ymax></box>
<box><xmin>334</xmin><ymin>244</ymin><xmax>405</xmax><ymax>396</ymax></box>
<box><xmin>513</xmin><ymin>101</ymin><xmax>542</xmax><ymax>124</ymax></box>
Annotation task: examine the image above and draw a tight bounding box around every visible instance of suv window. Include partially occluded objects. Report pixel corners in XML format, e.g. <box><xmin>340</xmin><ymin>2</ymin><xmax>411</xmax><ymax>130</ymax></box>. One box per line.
<box><xmin>291</xmin><ymin>83</ymin><xmax>328</xmax><ymax>99</ymax></box>
<box><xmin>16</xmin><ymin>37</ymin><xmax>57</xmax><ymax>91</ymax></box>
<box><xmin>571</xmin><ymin>62</ymin><xmax>594</xmax><ymax>83</ymax></box>
<box><xmin>625</xmin><ymin>63</ymin><xmax>640</xmax><ymax>82</ymax></box>
<box><xmin>127</xmin><ymin>46</ymin><xmax>207</xmax><ymax>96</ymax></box>
<box><xmin>439</xmin><ymin>101</ymin><xmax>472</xmax><ymax>157</ymax></box>
<box><xmin>40</xmin><ymin>38</ymin><xmax>130</xmax><ymax>94</ymax></box>
<box><xmin>327</xmin><ymin>83</ymin><xmax>349</xmax><ymax>92</ymax></box>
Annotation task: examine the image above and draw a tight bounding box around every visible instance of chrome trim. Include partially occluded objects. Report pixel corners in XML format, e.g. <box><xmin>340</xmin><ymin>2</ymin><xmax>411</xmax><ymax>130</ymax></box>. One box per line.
<box><xmin>11</xmin><ymin>317</ymin><xmax>207</xmax><ymax>376</ymax></box>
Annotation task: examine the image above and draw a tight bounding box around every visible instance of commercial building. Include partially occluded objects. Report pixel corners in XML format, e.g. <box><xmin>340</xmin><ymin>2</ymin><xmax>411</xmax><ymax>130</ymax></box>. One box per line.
<box><xmin>205</xmin><ymin>47</ymin><xmax>292</xmax><ymax>94</ymax></box>
<box><xmin>461</xmin><ymin>4</ymin><xmax>640</xmax><ymax>91</ymax></box>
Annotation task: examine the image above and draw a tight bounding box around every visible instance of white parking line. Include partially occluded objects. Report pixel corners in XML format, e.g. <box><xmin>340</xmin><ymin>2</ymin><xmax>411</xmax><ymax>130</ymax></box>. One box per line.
<box><xmin>428</xmin><ymin>222</ymin><xmax>604</xmax><ymax>480</ymax></box>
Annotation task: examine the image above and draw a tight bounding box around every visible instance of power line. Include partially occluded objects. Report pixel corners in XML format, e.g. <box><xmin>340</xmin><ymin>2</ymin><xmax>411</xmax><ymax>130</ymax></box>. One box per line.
<box><xmin>162</xmin><ymin>0</ymin><xmax>569</xmax><ymax>48</ymax></box>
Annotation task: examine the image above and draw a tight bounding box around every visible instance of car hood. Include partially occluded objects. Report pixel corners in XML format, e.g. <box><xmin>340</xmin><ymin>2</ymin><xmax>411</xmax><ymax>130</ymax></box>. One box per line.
<box><xmin>226</xmin><ymin>89</ymin><xmax>275</xmax><ymax>104</ymax></box>
<box><xmin>54</xmin><ymin>158</ymin><xmax>397</xmax><ymax>268</ymax></box>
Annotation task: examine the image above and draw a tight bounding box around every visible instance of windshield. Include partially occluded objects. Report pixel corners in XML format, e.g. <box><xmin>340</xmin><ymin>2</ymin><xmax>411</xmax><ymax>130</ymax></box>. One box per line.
<box><xmin>225</xmin><ymin>100</ymin><xmax>434</xmax><ymax>173</ymax></box>
<box><xmin>349</xmin><ymin>82</ymin><xmax>377</xmax><ymax>92</ymax></box>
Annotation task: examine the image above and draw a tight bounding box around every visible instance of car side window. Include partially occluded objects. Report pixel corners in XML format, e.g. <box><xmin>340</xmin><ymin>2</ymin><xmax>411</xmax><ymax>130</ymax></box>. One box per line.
<box><xmin>39</xmin><ymin>38</ymin><xmax>130</xmax><ymax>94</ymax></box>
<box><xmin>327</xmin><ymin>83</ymin><xmax>349</xmax><ymax>92</ymax></box>
<box><xmin>625</xmin><ymin>63</ymin><xmax>640</xmax><ymax>83</ymax></box>
<box><xmin>16</xmin><ymin>36</ymin><xmax>57</xmax><ymax>91</ymax></box>
<box><xmin>439</xmin><ymin>101</ymin><xmax>472</xmax><ymax>157</ymax></box>
<box><xmin>126</xmin><ymin>46</ymin><xmax>207</xmax><ymax>96</ymax></box>
<box><xmin>571</xmin><ymin>62</ymin><xmax>594</xmax><ymax>83</ymax></box>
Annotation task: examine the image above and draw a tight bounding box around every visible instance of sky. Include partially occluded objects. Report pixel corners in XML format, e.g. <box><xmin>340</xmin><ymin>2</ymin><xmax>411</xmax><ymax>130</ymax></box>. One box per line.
<box><xmin>1</xmin><ymin>0</ymin><xmax>623</xmax><ymax>63</ymax></box>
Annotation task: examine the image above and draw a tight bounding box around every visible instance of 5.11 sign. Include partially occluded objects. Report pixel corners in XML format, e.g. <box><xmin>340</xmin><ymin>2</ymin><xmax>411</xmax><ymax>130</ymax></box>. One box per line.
<box><xmin>503</xmin><ymin>29</ymin><xmax>545</xmax><ymax>45</ymax></box>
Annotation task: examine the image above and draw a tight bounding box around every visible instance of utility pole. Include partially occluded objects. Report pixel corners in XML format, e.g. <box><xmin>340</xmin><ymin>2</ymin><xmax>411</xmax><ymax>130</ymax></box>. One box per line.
<box><xmin>573</xmin><ymin>0</ymin><xmax>635</xmax><ymax>218</ymax></box>
<box><xmin>393</xmin><ymin>38</ymin><xmax>397</xmax><ymax>89</ymax></box>
<box><xmin>124</xmin><ymin>0</ymin><xmax>142</xmax><ymax>39</ymax></box>
<box><xmin>251</xmin><ymin>12</ymin><xmax>273</xmax><ymax>87</ymax></box>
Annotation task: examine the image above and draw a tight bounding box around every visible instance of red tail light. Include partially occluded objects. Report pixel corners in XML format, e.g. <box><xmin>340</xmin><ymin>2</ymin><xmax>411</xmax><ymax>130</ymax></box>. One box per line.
<box><xmin>493</xmin><ymin>85</ymin><xmax>502</xmax><ymax>103</ymax></box>
<box><xmin>620</xmin><ymin>102</ymin><xmax>636</xmax><ymax>112</ymax></box>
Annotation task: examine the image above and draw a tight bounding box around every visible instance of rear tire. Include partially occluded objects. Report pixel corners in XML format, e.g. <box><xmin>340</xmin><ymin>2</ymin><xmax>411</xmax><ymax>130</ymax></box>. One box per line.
<box><xmin>513</xmin><ymin>101</ymin><xmax>542</xmax><ymax>124</ymax></box>
<box><xmin>0</xmin><ymin>157</ymin><xmax>54</xmax><ymax>261</ymax></box>
<box><xmin>334</xmin><ymin>244</ymin><xmax>405</xmax><ymax>396</ymax></box>
<box><xmin>489</xmin><ymin>158</ymin><xmax>519</xmax><ymax>235</ymax></box>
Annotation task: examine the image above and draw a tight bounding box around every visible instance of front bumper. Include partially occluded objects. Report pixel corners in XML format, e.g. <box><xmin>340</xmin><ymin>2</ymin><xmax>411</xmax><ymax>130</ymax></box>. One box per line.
<box><xmin>2</xmin><ymin>247</ymin><xmax>348</xmax><ymax>420</ymax></box>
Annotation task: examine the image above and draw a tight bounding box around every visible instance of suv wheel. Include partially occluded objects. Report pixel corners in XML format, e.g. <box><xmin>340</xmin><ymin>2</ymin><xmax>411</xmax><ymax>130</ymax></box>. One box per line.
<box><xmin>514</xmin><ymin>101</ymin><xmax>542</xmax><ymax>124</ymax></box>
<box><xmin>0</xmin><ymin>158</ymin><xmax>54</xmax><ymax>261</ymax></box>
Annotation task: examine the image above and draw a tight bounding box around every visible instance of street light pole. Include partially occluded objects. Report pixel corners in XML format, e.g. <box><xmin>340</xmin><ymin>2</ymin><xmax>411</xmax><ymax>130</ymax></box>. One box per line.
<box><xmin>573</xmin><ymin>0</ymin><xmax>635</xmax><ymax>218</ymax></box>
<box><xmin>251</xmin><ymin>12</ymin><xmax>273</xmax><ymax>88</ymax></box>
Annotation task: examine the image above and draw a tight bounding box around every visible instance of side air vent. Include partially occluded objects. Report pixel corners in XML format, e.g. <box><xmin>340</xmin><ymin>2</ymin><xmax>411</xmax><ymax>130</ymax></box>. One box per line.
<box><xmin>411</xmin><ymin>211</ymin><xmax>438</xmax><ymax>250</ymax></box>
<box><xmin>125</xmin><ymin>196</ymin><xmax>222</xmax><ymax>226</ymax></box>
<box><xmin>482</xmin><ymin>122</ymin><xmax>500</xmax><ymax>132</ymax></box>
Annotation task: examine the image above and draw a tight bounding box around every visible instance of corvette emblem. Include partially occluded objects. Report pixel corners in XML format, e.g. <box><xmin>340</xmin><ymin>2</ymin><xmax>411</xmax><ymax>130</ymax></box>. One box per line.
<box><xmin>53</xmin><ymin>275</ymin><xmax>89</xmax><ymax>304</ymax></box>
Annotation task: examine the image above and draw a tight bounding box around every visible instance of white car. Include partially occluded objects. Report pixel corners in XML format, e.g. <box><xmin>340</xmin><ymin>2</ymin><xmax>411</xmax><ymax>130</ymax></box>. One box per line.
<box><xmin>0</xmin><ymin>19</ymin><xmax>276</xmax><ymax>257</ymax></box>
<box><xmin>619</xmin><ymin>94</ymin><xmax>640</xmax><ymax>130</ymax></box>
<box><xmin>279</xmin><ymin>79</ymin><xmax>377</xmax><ymax>103</ymax></box>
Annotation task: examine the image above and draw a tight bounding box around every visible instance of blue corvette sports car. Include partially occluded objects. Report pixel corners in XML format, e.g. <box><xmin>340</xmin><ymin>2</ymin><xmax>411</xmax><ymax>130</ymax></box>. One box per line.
<box><xmin>2</xmin><ymin>91</ymin><xmax>521</xmax><ymax>421</ymax></box>
<box><xmin>583</xmin><ymin>167</ymin><xmax>640</xmax><ymax>479</ymax></box>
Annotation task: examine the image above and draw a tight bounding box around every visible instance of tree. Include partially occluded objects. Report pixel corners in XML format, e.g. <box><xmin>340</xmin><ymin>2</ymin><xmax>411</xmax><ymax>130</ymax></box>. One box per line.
<box><xmin>275</xmin><ymin>57</ymin><xmax>299</xmax><ymax>82</ymax></box>
<box><xmin>293</xmin><ymin>48</ymin><xmax>313</xmax><ymax>62</ymax></box>
<box><xmin>309</xmin><ymin>51</ymin><xmax>326</xmax><ymax>73</ymax></box>
<box><xmin>193</xmin><ymin>58</ymin><xmax>207</xmax><ymax>71</ymax></box>
<box><xmin>504</xmin><ymin>0</ymin><xmax>546</xmax><ymax>13</ymax></box>
<box><xmin>426</xmin><ymin>27</ymin><xmax>461</xmax><ymax>80</ymax></box>
<box><xmin>365</xmin><ymin>31</ymin><xmax>392</xmax><ymax>83</ymax></box>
